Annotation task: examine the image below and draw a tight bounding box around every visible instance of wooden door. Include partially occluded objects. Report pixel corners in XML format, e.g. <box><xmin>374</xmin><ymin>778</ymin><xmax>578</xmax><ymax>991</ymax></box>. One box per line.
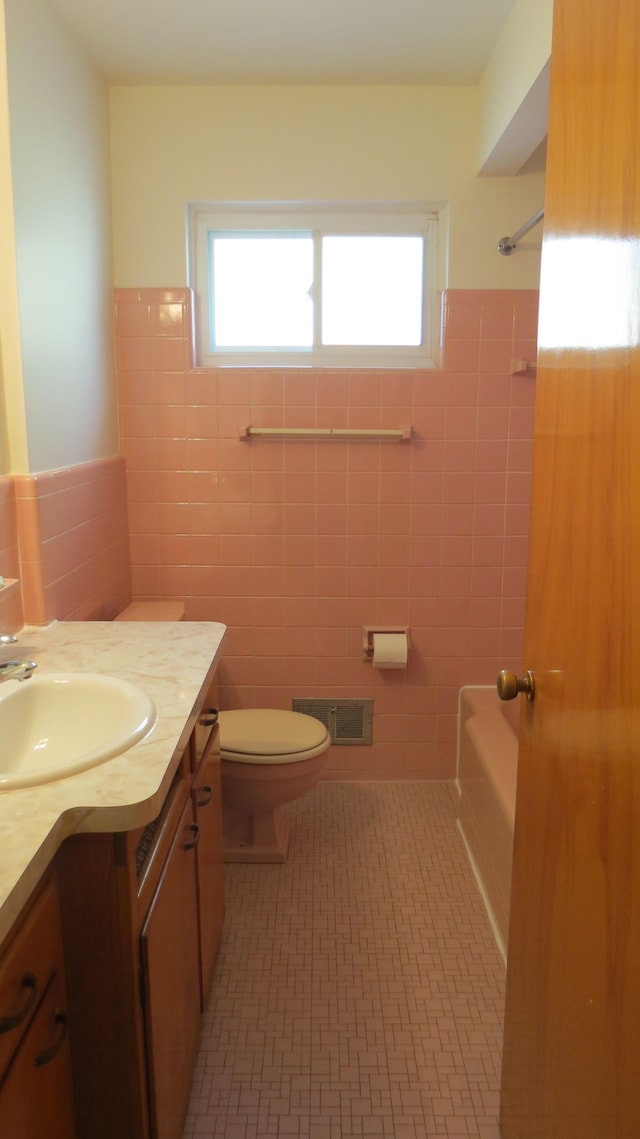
<box><xmin>140</xmin><ymin>798</ymin><xmax>201</xmax><ymax>1139</ymax></box>
<box><xmin>500</xmin><ymin>1</ymin><xmax>640</xmax><ymax>1136</ymax></box>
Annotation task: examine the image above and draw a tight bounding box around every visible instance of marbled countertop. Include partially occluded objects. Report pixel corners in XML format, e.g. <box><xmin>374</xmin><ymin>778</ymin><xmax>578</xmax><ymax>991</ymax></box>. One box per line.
<box><xmin>0</xmin><ymin>619</ymin><xmax>226</xmax><ymax>948</ymax></box>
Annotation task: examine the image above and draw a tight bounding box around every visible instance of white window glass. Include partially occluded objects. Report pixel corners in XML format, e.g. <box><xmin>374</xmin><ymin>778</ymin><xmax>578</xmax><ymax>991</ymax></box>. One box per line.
<box><xmin>210</xmin><ymin>234</ymin><xmax>313</xmax><ymax>348</ymax></box>
<box><xmin>189</xmin><ymin>204</ymin><xmax>440</xmax><ymax>368</ymax></box>
<box><xmin>321</xmin><ymin>236</ymin><xmax>424</xmax><ymax>346</ymax></box>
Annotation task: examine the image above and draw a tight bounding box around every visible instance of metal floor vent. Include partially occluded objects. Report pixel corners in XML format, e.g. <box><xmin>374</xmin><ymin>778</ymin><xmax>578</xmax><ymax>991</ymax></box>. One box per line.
<box><xmin>292</xmin><ymin>698</ymin><xmax>373</xmax><ymax>746</ymax></box>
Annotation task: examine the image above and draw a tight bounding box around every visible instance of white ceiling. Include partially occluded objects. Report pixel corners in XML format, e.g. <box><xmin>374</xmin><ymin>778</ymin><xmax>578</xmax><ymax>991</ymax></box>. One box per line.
<box><xmin>47</xmin><ymin>0</ymin><xmax>518</xmax><ymax>86</ymax></box>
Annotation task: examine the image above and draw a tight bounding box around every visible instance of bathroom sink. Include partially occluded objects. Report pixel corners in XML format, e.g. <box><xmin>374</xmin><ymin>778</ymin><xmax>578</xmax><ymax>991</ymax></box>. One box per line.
<box><xmin>0</xmin><ymin>672</ymin><xmax>156</xmax><ymax>791</ymax></box>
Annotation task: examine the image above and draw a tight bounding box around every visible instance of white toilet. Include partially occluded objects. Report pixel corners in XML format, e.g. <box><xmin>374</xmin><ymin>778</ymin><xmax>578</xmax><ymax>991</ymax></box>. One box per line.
<box><xmin>219</xmin><ymin>708</ymin><xmax>331</xmax><ymax>863</ymax></box>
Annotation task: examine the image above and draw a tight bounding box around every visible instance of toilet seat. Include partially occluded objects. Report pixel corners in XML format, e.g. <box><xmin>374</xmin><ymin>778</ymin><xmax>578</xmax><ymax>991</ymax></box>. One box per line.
<box><xmin>219</xmin><ymin>709</ymin><xmax>331</xmax><ymax>765</ymax></box>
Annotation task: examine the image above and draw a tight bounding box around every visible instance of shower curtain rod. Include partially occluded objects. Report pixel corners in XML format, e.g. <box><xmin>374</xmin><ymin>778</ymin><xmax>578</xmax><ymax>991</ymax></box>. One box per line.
<box><xmin>497</xmin><ymin>207</ymin><xmax>544</xmax><ymax>256</ymax></box>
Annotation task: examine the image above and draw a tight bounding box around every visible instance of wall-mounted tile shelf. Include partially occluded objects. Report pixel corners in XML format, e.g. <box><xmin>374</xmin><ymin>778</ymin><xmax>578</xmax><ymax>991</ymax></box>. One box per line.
<box><xmin>511</xmin><ymin>359</ymin><xmax>537</xmax><ymax>377</ymax></box>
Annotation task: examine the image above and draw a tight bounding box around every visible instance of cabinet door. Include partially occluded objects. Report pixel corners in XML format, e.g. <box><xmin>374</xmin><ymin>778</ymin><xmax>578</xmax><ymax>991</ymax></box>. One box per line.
<box><xmin>140</xmin><ymin>798</ymin><xmax>201</xmax><ymax>1139</ymax></box>
<box><xmin>193</xmin><ymin>736</ymin><xmax>225</xmax><ymax>1005</ymax></box>
<box><xmin>0</xmin><ymin>972</ymin><xmax>75</xmax><ymax>1139</ymax></box>
<box><xmin>0</xmin><ymin>875</ymin><xmax>63</xmax><ymax>1080</ymax></box>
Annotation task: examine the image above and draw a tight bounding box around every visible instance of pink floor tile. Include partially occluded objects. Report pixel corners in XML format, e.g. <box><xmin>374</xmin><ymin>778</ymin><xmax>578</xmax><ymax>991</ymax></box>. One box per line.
<box><xmin>183</xmin><ymin>783</ymin><xmax>505</xmax><ymax>1139</ymax></box>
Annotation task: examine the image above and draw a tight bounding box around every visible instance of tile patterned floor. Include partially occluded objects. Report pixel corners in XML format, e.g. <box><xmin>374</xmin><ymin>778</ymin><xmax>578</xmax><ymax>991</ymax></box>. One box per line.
<box><xmin>183</xmin><ymin>782</ymin><xmax>505</xmax><ymax>1138</ymax></box>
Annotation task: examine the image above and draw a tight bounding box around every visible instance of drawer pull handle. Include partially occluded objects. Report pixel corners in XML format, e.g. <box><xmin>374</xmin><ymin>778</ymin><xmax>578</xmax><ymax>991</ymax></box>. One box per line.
<box><xmin>0</xmin><ymin>972</ymin><xmax>37</xmax><ymax>1034</ymax></box>
<box><xmin>184</xmin><ymin>823</ymin><xmax>200</xmax><ymax>850</ymax></box>
<box><xmin>197</xmin><ymin>785</ymin><xmax>214</xmax><ymax>808</ymax></box>
<box><xmin>35</xmin><ymin>1010</ymin><xmax>68</xmax><ymax>1067</ymax></box>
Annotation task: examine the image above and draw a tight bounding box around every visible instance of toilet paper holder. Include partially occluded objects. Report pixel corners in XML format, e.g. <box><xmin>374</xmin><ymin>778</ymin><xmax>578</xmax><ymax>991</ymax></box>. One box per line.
<box><xmin>362</xmin><ymin>626</ymin><xmax>411</xmax><ymax>661</ymax></box>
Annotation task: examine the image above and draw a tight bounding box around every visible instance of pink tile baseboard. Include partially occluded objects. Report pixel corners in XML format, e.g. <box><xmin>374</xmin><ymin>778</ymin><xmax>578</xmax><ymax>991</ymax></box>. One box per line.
<box><xmin>115</xmin><ymin>286</ymin><xmax>538</xmax><ymax>779</ymax></box>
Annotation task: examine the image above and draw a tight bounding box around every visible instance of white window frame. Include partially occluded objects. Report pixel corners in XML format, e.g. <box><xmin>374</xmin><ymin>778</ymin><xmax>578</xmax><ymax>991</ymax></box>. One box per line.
<box><xmin>187</xmin><ymin>202</ymin><xmax>442</xmax><ymax>369</ymax></box>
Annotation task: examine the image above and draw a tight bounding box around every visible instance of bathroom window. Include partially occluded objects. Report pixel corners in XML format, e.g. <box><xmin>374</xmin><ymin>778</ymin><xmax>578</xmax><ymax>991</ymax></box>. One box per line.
<box><xmin>187</xmin><ymin>203</ymin><xmax>441</xmax><ymax>368</ymax></box>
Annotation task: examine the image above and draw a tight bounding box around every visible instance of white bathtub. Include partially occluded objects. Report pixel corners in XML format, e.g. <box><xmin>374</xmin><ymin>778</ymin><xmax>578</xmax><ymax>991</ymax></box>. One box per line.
<box><xmin>456</xmin><ymin>685</ymin><xmax>519</xmax><ymax>960</ymax></box>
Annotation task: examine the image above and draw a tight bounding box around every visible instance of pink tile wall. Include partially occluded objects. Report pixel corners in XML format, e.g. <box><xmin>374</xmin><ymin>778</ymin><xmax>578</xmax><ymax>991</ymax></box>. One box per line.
<box><xmin>14</xmin><ymin>457</ymin><xmax>131</xmax><ymax>624</ymax></box>
<box><xmin>0</xmin><ymin>477</ymin><xmax>23</xmax><ymax>633</ymax></box>
<box><xmin>115</xmin><ymin>287</ymin><xmax>538</xmax><ymax>778</ymax></box>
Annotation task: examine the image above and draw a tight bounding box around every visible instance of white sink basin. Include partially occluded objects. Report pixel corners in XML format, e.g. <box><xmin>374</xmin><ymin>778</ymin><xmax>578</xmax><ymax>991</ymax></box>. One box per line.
<box><xmin>0</xmin><ymin>672</ymin><xmax>156</xmax><ymax>791</ymax></box>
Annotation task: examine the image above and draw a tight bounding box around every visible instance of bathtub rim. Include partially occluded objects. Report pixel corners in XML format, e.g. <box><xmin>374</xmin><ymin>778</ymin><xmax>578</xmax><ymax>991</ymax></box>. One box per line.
<box><xmin>456</xmin><ymin>683</ymin><xmax>518</xmax><ymax>965</ymax></box>
<box><xmin>455</xmin><ymin>683</ymin><xmax>497</xmax><ymax>788</ymax></box>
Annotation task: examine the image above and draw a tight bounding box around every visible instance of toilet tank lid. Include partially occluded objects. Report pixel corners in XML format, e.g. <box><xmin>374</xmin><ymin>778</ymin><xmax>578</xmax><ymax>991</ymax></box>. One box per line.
<box><xmin>218</xmin><ymin>708</ymin><xmax>330</xmax><ymax>756</ymax></box>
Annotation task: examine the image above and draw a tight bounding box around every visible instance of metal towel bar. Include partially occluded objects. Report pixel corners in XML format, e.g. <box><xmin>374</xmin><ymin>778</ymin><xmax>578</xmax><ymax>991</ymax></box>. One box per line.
<box><xmin>239</xmin><ymin>425</ymin><xmax>412</xmax><ymax>441</ymax></box>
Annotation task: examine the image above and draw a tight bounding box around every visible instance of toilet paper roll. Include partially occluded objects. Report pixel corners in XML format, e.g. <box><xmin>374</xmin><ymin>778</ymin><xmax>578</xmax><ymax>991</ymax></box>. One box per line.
<box><xmin>372</xmin><ymin>632</ymin><xmax>408</xmax><ymax>670</ymax></box>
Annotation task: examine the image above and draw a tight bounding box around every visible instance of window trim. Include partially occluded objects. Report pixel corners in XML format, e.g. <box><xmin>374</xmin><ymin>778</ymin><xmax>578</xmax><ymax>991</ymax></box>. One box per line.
<box><xmin>187</xmin><ymin>202</ymin><xmax>443</xmax><ymax>369</ymax></box>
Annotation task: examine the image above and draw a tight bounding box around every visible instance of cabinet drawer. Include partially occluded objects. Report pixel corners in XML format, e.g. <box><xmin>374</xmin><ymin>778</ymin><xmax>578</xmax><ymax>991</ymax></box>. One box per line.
<box><xmin>0</xmin><ymin>877</ymin><xmax>63</xmax><ymax>1081</ymax></box>
<box><xmin>191</xmin><ymin>712</ymin><xmax>219</xmax><ymax>778</ymax></box>
<box><xmin>190</xmin><ymin>681</ymin><xmax>219</xmax><ymax>773</ymax></box>
<box><xmin>0</xmin><ymin>970</ymin><xmax>75</xmax><ymax>1139</ymax></box>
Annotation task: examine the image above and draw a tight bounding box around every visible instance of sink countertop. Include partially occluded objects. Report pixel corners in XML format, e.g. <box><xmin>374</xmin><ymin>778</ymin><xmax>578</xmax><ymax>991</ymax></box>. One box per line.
<box><xmin>0</xmin><ymin>619</ymin><xmax>226</xmax><ymax>948</ymax></box>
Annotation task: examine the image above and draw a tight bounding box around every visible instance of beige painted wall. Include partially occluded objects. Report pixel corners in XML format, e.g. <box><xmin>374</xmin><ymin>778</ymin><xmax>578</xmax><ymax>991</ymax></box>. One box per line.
<box><xmin>2</xmin><ymin>1</ymin><xmax>547</xmax><ymax>477</ymax></box>
<box><xmin>110</xmin><ymin>85</ymin><xmax>545</xmax><ymax>291</ymax></box>
<box><xmin>479</xmin><ymin>0</ymin><xmax>553</xmax><ymax>174</ymax></box>
<box><xmin>0</xmin><ymin>0</ymin><xmax>27</xmax><ymax>474</ymax></box>
<box><xmin>4</xmin><ymin>0</ymin><xmax>117</xmax><ymax>474</ymax></box>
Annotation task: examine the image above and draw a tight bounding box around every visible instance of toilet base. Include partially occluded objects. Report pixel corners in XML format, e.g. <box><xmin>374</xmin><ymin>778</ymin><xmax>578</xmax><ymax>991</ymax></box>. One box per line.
<box><xmin>220</xmin><ymin>740</ymin><xmax>331</xmax><ymax>864</ymax></box>
<box><xmin>222</xmin><ymin>804</ymin><xmax>290</xmax><ymax>863</ymax></box>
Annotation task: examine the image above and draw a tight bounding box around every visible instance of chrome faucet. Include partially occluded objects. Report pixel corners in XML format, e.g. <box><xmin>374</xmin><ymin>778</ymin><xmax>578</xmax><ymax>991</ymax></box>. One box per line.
<box><xmin>0</xmin><ymin>633</ymin><xmax>35</xmax><ymax>682</ymax></box>
<box><xmin>0</xmin><ymin>659</ymin><xmax>37</xmax><ymax>683</ymax></box>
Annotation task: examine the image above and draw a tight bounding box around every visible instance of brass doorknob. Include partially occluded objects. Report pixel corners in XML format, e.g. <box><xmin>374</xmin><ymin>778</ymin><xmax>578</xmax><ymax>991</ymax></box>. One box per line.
<box><xmin>497</xmin><ymin>669</ymin><xmax>535</xmax><ymax>702</ymax></box>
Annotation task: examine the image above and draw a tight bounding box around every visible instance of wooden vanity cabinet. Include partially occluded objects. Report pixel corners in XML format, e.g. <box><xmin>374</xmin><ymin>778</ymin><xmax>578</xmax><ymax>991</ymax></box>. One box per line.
<box><xmin>55</xmin><ymin>693</ymin><xmax>225</xmax><ymax>1139</ymax></box>
<box><xmin>0</xmin><ymin>873</ymin><xmax>75</xmax><ymax>1139</ymax></box>
<box><xmin>55</xmin><ymin>768</ymin><xmax>194</xmax><ymax>1139</ymax></box>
